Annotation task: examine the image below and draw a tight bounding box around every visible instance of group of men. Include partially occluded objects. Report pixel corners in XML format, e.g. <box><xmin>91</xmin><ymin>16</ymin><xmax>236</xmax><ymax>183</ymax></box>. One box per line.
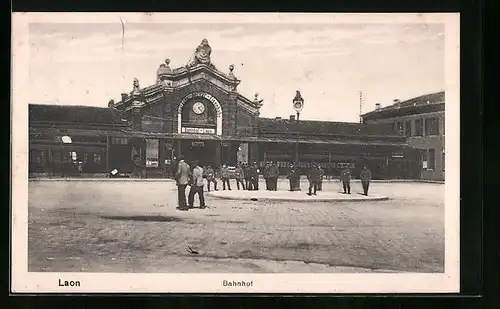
<box><xmin>202</xmin><ymin>162</ymin><xmax>262</xmax><ymax>192</ymax></box>
<box><xmin>339</xmin><ymin>165</ymin><xmax>372</xmax><ymax>196</ymax></box>
<box><xmin>174</xmin><ymin>157</ymin><xmax>205</xmax><ymax>211</ymax></box>
<box><xmin>174</xmin><ymin>156</ymin><xmax>374</xmax><ymax>210</ymax></box>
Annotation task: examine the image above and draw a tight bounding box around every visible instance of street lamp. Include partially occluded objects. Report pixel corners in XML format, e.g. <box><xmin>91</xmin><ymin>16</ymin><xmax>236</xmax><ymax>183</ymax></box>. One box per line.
<box><xmin>292</xmin><ymin>90</ymin><xmax>304</xmax><ymax>166</ymax></box>
<box><xmin>61</xmin><ymin>135</ymin><xmax>72</xmax><ymax>177</ymax></box>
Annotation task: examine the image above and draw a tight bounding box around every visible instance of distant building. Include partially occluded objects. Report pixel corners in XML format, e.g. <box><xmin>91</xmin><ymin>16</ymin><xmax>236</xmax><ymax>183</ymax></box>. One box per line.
<box><xmin>361</xmin><ymin>91</ymin><xmax>445</xmax><ymax>181</ymax></box>
<box><xmin>29</xmin><ymin>39</ymin><xmax>421</xmax><ymax>179</ymax></box>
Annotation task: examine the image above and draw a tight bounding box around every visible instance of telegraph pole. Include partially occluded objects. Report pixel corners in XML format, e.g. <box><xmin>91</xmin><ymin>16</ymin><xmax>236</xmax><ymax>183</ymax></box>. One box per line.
<box><xmin>359</xmin><ymin>91</ymin><xmax>364</xmax><ymax>123</ymax></box>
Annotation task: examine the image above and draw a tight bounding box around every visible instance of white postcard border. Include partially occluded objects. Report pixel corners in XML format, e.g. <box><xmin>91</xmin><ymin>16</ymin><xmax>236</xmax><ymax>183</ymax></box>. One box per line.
<box><xmin>11</xmin><ymin>12</ymin><xmax>460</xmax><ymax>294</ymax></box>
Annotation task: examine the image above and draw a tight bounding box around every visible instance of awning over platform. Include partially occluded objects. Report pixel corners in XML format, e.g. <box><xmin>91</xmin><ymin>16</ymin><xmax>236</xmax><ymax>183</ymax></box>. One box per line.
<box><xmin>30</xmin><ymin>127</ymin><xmax>410</xmax><ymax>148</ymax></box>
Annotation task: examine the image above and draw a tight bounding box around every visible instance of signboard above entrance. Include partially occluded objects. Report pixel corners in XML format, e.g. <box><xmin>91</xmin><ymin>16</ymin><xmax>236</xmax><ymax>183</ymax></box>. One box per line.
<box><xmin>181</xmin><ymin>127</ymin><xmax>215</xmax><ymax>134</ymax></box>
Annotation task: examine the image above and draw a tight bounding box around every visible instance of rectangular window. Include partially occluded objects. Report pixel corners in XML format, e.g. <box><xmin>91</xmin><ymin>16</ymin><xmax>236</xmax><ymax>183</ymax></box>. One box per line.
<box><xmin>425</xmin><ymin>117</ymin><xmax>440</xmax><ymax>136</ymax></box>
<box><xmin>53</xmin><ymin>150</ymin><xmax>62</xmax><ymax>163</ymax></box>
<box><xmin>415</xmin><ymin>119</ymin><xmax>424</xmax><ymax>137</ymax></box>
<box><xmin>94</xmin><ymin>153</ymin><xmax>101</xmax><ymax>164</ymax></box>
<box><xmin>405</xmin><ymin>121</ymin><xmax>412</xmax><ymax>137</ymax></box>
<box><xmin>112</xmin><ymin>137</ymin><xmax>128</xmax><ymax>145</ymax></box>
<box><xmin>421</xmin><ymin>149</ymin><xmax>428</xmax><ymax>170</ymax></box>
<box><xmin>428</xmin><ymin>149</ymin><xmax>435</xmax><ymax>170</ymax></box>
<box><xmin>30</xmin><ymin>150</ymin><xmax>44</xmax><ymax>164</ymax></box>
<box><xmin>396</xmin><ymin>122</ymin><xmax>404</xmax><ymax>135</ymax></box>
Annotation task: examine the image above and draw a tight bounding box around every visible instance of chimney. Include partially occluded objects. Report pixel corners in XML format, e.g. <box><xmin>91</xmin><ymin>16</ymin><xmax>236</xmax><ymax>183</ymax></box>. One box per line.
<box><xmin>393</xmin><ymin>99</ymin><xmax>401</xmax><ymax>108</ymax></box>
<box><xmin>375</xmin><ymin>103</ymin><xmax>382</xmax><ymax>110</ymax></box>
<box><xmin>275</xmin><ymin>117</ymin><xmax>282</xmax><ymax>120</ymax></box>
<box><xmin>289</xmin><ymin>115</ymin><xmax>296</xmax><ymax>121</ymax></box>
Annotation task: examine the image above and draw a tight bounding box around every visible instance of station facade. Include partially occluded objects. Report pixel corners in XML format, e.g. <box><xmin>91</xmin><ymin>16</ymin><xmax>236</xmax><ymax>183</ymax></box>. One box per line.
<box><xmin>29</xmin><ymin>39</ymin><xmax>421</xmax><ymax>179</ymax></box>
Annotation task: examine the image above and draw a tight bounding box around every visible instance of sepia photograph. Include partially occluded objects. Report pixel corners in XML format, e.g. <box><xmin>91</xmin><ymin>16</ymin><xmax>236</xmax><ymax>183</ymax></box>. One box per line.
<box><xmin>11</xmin><ymin>12</ymin><xmax>460</xmax><ymax>293</ymax></box>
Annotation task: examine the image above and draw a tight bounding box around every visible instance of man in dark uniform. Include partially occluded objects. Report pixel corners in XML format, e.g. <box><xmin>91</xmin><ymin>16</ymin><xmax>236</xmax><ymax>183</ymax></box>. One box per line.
<box><xmin>287</xmin><ymin>162</ymin><xmax>297</xmax><ymax>191</ymax></box>
<box><xmin>307</xmin><ymin>163</ymin><xmax>321</xmax><ymax>196</ymax></box>
<box><xmin>317</xmin><ymin>165</ymin><xmax>324</xmax><ymax>191</ymax></box>
<box><xmin>234</xmin><ymin>163</ymin><xmax>246</xmax><ymax>190</ymax></box>
<box><xmin>360</xmin><ymin>165</ymin><xmax>372</xmax><ymax>196</ymax></box>
<box><xmin>263</xmin><ymin>162</ymin><xmax>271</xmax><ymax>190</ymax></box>
<box><xmin>249</xmin><ymin>162</ymin><xmax>259</xmax><ymax>190</ymax></box>
<box><xmin>204</xmin><ymin>164</ymin><xmax>217</xmax><ymax>192</ymax></box>
<box><xmin>340</xmin><ymin>167</ymin><xmax>351</xmax><ymax>194</ymax></box>
<box><xmin>269</xmin><ymin>161</ymin><xmax>279</xmax><ymax>191</ymax></box>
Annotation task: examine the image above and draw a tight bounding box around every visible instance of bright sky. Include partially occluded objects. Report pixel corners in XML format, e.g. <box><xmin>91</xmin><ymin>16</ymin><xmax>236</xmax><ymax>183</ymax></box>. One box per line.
<box><xmin>29</xmin><ymin>20</ymin><xmax>445</xmax><ymax>122</ymax></box>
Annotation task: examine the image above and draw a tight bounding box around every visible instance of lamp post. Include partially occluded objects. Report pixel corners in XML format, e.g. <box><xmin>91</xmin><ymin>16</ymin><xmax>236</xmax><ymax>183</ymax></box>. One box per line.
<box><xmin>61</xmin><ymin>135</ymin><xmax>72</xmax><ymax>177</ymax></box>
<box><xmin>292</xmin><ymin>91</ymin><xmax>304</xmax><ymax>167</ymax></box>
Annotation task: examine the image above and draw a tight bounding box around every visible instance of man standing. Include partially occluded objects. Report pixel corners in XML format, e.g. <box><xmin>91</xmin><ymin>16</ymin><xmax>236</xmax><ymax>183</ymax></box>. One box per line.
<box><xmin>249</xmin><ymin>162</ymin><xmax>259</xmax><ymax>190</ymax></box>
<box><xmin>360</xmin><ymin>165</ymin><xmax>372</xmax><ymax>196</ymax></box>
<box><xmin>317</xmin><ymin>165</ymin><xmax>324</xmax><ymax>191</ymax></box>
<box><xmin>269</xmin><ymin>161</ymin><xmax>279</xmax><ymax>191</ymax></box>
<box><xmin>220</xmin><ymin>164</ymin><xmax>231</xmax><ymax>190</ymax></box>
<box><xmin>204</xmin><ymin>164</ymin><xmax>217</xmax><ymax>192</ymax></box>
<box><xmin>263</xmin><ymin>162</ymin><xmax>271</xmax><ymax>190</ymax></box>
<box><xmin>188</xmin><ymin>161</ymin><xmax>206</xmax><ymax>209</ymax></box>
<box><xmin>307</xmin><ymin>163</ymin><xmax>321</xmax><ymax>196</ymax></box>
<box><xmin>287</xmin><ymin>162</ymin><xmax>297</xmax><ymax>191</ymax></box>
<box><xmin>234</xmin><ymin>163</ymin><xmax>246</xmax><ymax>190</ymax></box>
<box><xmin>175</xmin><ymin>157</ymin><xmax>191</xmax><ymax>210</ymax></box>
<box><xmin>340</xmin><ymin>167</ymin><xmax>351</xmax><ymax>194</ymax></box>
<box><xmin>243</xmin><ymin>163</ymin><xmax>252</xmax><ymax>191</ymax></box>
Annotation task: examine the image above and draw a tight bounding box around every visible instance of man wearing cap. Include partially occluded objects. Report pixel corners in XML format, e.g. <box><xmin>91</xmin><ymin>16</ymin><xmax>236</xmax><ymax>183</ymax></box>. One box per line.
<box><xmin>263</xmin><ymin>162</ymin><xmax>271</xmax><ymax>190</ymax></box>
<box><xmin>204</xmin><ymin>164</ymin><xmax>217</xmax><ymax>192</ymax></box>
<box><xmin>287</xmin><ymin>162</ymin><xmax>297</xmax><ymax>191</ymax></box>
<box><xmin>360</xmin><ymin>165</ymin><xmax>372</xmax><ymax>196</ymax></box>
<box><xmin>243</xmin><ymin>163</ymin><xmax>252</xmax><ymax>191</ymax></box>
<box><xmin>307</xmin><ymin>163</ymin><xmax>321</xmax><ymax>196</ymax></box>
<box><xmin>269</xmin><ymin>161</ymin><xmax>279</xmax><ymax>191</ymax></box>
<box><xmin>220</xmin><ymin>163</ymin><xmax>231</xmax><ymax>190</ymax></box>
<box><xmin>340</xmin><ymin>167</ymin><xmax>351</xmax><ymax>194</ymax></box>
<box><xmin>175</xmin><ymin>156</ymin><xmax>191</xmax><ymax>210</ymax></box>
<box><xmin>234</xmin><ymin>162</ymin><xmax>246</xmax><ymax>190</ymax></box>
<box><xmin>249</xmin><ymin>162</ymin><xmax>259</xmax><ymax>190</ymax></box>
<box><xmin>188</xmin><ymin>160</ymin><xmax>206</xmax><ymax>209</ymax></box>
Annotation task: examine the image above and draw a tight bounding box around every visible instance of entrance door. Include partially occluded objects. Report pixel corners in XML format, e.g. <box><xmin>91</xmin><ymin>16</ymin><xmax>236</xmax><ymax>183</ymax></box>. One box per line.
<box><xmin>181</xmin><ymin>140</ymin><xmax>217</xmax><ymax>167</ymax></box>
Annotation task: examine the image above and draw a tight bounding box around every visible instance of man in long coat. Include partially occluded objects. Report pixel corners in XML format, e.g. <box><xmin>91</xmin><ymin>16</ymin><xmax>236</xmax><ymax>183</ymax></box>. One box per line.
<box><xmin>175</xmin><ymin>157</ymin><xmax>191</xmax><ymax>210</ymax></box>
<box><xmin>340</xmin><ymin>167</ymin><xmax>351</xmax><ymax>194</ymax></box>
<box><xmin>307</xmin><ymin>163</ymin><xmax>321</xmax><ymax>196</ymax></box>
<box><xmin>360</xmin><ymin>165</ymin><xmax>372</xmax><ymax>196</ymax></box>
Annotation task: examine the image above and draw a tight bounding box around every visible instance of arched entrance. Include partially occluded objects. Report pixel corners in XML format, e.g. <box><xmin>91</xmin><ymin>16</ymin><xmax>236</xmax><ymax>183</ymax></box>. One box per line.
<box><xmin>177</xmin><ymin>91</ymin><xmax>223</xmax><ymax>135</ymax></box>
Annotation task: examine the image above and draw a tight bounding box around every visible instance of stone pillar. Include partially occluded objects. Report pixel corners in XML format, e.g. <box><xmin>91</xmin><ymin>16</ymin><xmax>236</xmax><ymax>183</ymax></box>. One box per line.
<box><xmin>176</xmin><ymin>139</ymin><xmax>182</xmax><ymax>158</ymax></box>
<box><xmin>214</xmin><ymin>141</ymin><xmax>221</xmax><ymax>168</ymax></box>
<box><xmin>132</xmin><ymin>102</ymin><xmax>143</xmax><ymax>130</ymax></box>
<box><xmin>106</xmin><ymin>136</ymin><xmax>111</xmax><ymax>172</ymax></box>
<box><xmin>228</xmin><ymin>91</ymin><xmax>238</xmax><ymax>136</ymax></box>
<box><xmin>248</xmin><ymin>142</ymin><xmax>259</xmax><ymax>163</ymax></box>
<box><xmin>159</xmin><ymin>139</ymin><xmax>165</xmax><ymax>171</ymax></box>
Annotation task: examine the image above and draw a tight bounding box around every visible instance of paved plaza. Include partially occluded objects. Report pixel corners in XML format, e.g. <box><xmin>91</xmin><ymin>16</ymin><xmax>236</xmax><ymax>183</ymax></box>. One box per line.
<box><xmin>28</xmin><ymin>179</ymin><xmax>444</xmax><ymax>273</ymax></box>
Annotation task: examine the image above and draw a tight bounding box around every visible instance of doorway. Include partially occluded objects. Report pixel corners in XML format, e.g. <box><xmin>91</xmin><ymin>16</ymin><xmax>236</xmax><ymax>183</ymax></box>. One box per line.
<box><xmin>181</xmin><ymin>140</ymin><xmax>217</xmax><ymax>167</ymax></box>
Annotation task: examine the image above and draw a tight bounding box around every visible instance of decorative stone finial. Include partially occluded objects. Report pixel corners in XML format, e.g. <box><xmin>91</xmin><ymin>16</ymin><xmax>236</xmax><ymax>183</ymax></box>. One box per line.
<box><xmin>227</xmin><ymin>64</ymin><xmax>237</xmax><ymax>80</ymax></box>
<box><xmin>108</xmin><ymin>99</ymin><xmax>115</xmax><ymax>108</ymax></box>
<box><xmin>156</xmin><ymin>59</ymin><xmax>172</xmax><ymax>83</ymax></box>
<box><xmin>186</xmin><ymin>39</ymin><xmax>212</xmax><ymax>68</ymax></box>
<box><xmin>253</xmin><ymin>92</ymin><xmax>263</xmax><ymax>108</ymax></box>
<box><xmin>121</xmin><ymin>93</ymin><xmax>128</xmax><ymax>101</ymax></box>
<box><xmin>132</xmin><ymin>78</ymin><xmax>140</xmax><ymax>94</ymax></box>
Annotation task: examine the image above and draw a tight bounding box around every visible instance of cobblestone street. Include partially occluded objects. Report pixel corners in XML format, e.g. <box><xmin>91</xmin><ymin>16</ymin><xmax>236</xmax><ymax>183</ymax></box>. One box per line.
<box><xmin>28</xmin><ymin>180</ymin><xmax>444</xmax><ymax>273</ymax></box>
